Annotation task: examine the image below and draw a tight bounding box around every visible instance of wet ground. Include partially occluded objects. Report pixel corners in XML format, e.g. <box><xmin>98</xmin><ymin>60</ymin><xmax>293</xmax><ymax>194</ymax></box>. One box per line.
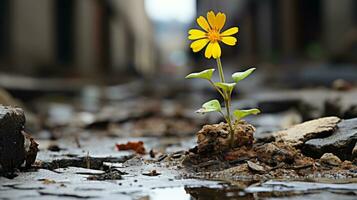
<box><xmin>2</xmin><ymin>133</ymin><xmax>357</xmax><ymax>200</ymax></box>
<box><xmin>1</xmin><ymin>79</ymin><xmax>357</xmax><ymax>199</ymax></box>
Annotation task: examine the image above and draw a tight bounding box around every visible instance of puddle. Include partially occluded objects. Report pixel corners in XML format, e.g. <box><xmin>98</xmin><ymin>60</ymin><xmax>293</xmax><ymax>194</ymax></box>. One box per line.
<box><xmin>147</xmin><ymin>187</ymin><xmax>191</xmax><ymax>200</ymax></box>
<box><xmin>140</xmin><ymin>180</ymin><xmax>357</xmax><ymax>200</ymax></box>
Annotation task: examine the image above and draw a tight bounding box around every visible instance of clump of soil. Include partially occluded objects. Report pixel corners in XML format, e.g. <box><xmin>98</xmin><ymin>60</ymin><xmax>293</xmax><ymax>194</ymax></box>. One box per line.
<box><xmin>183</xmin><ymin>121</ymin><xmax>256</xmax><ymax>171</ymax></box>
<box><xmin>196</xmin><ymin>121</ymin><xmax>255</xmax><ymax>155</ymax></box>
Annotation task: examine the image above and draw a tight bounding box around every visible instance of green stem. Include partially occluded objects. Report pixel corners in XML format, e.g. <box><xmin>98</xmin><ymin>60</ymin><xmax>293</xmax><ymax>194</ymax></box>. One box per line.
<box><xmin>216</xmin><ymin>57</ymin><xmax>235</xmax><ymax>148</ymax></box>
<box><xmin>224</xmin><ymin>98</ymin><xmax>235</xmax><ymax>147</ymax></box>
<box><xmin>216</xmin><ymin>58</ymin><xmax>225</xmax><ymax>83</ymax></box>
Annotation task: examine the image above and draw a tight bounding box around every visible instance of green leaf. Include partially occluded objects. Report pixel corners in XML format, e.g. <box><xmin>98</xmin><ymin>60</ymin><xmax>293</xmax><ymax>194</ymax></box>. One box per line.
<box><xmin>196</xmin><ymin>99</ymin><xmax>222</xmax><ymax>114</ymax></box>
<box><xmin>233</xmin><ymin>108</ymin><xmax>260</xmax><ymax>120</ymax></box>
<box><xmin>214</xmin><ymin>82</ymin><xmax>236</xmax><ymax>95</ymax></box>
<box><xmin>185</xmin><ymin>68</ymin><xmax>215</xmax><ymax>80</ymax></box>
<box><xmin>232</xmin><ymin>68</ymin><xmax>256</xmax><ymax>83</ymax></box>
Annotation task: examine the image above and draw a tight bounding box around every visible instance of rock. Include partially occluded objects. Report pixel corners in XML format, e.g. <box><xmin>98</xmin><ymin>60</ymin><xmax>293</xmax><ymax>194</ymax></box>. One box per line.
<box><xmin>247</xmin><ymin>161</ymin><xmax>265</xmax><ymax>173</ymax></box>
<box><xmin>142</xmin><ymin>169</ymin><xmax>161</xmax><ymax>176</ymax></box>
<box><xmin>273</xmin><ymin>117</ymin><xmax>340</xmax><ymax>147</ymax></box>
<box><xmin>320</xmin><ymin>153</ymin><xmax>342</xmax><ymax>166</ymax></box>
<box><xmin>0</xmin><ymin>106</ymin><xmax>26</xmax><ymax>172</ymax></box>
<box><xmin>303</xmin><ymin>118</ymin><xmax>357</xmax><ymax>160</ymax></box>
<box><xmin>0</xmin><ymin>106</ymin><xmax>38</xmax><ymax>173</ymax></box>
<box><xmin>196</xmin><ymin>121</ymin><xmax>255</xmax><ymax>155</ymax></box>
<box><xmin>255</xmin><ymin>142</ymin><xmax>297</xmax><ymax>166</ymax></box>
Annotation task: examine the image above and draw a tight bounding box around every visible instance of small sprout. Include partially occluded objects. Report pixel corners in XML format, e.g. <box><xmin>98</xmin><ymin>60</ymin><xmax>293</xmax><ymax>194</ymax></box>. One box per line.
<box><xmin>232</xmin><ymin>68</ymin><xmax>256</xmax><ymax>83</ymax></box>
<box><xmin>196</xmin><ymin>99</ymin><xmax>222</xmax><ymax>114</ymax></box>
<box><xmin>214</xmin><ymin>82</ymin><xmax>236</xmax><ymax>96</ymax></box>
<box><xmin>233</xmin><ymin>109</ymin><xmax>261</xmax><ymax>121</ymax></box>
<box><xmin>185</xmin><ymin>68</ymin><xmax>215</xmax><ymax>80</ymax></box>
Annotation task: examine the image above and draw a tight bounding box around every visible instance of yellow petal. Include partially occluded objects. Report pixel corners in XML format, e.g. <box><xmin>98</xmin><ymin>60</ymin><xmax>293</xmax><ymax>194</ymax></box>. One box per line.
<box><xmin>188</xmin><ymin>29</ymin><xmax>207</xmax><ymax>40</ymax></box>
<box><xmin>221</xmin><ymin>27</ymin><xmax>239</xmax><ymax>36</ymax></box>
<box><xmin>197</xmin><ymin>16</ymin><xmax>210</xmax><ymax>32</ymax></box>
<box><xmin>221</xmin><ymin>36</ymin><xmax>237</xmax><ymax>46</ymax></box>
<box><xmin>207</xmin><ymin>11</ymin><xmax>216</xmax><ymax>29</ymax></box>
<box><xmin>190</xmin><ymin>39</ymin><xmax>209</xmax><ymax>52</ymax></box>
<box><xmin>205</xmin><ymin>42</ymin><xmax>214</xmax><ymax>59</ymax></box>
<box><xmin>215</xmin><ymin>12</ymin><xmax>226</xmax><ymax>31</ymax></box>
<box><xmin>212</xmin><ymin>42</ymin><xmax>221</xmax><ymax>58</ymax></box>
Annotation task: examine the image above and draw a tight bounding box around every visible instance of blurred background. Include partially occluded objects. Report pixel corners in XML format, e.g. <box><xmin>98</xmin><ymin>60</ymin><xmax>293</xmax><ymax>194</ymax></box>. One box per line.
<box><xmin>0</xmin><ymin>0</ymin><xmax>356</xmax><ymax>82</ymax></box>
<box><xmin>0</xmin><ymin>0</ymin><xmax>356</xmax><ymax>133</ymax></box>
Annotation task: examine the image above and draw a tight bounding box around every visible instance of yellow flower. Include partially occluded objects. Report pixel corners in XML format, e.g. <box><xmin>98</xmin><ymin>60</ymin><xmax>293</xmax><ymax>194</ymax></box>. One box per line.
<box><xmin>188</xmin><ymin>11</ymin><xmax>239</xmax><ymax>59</ymax></box>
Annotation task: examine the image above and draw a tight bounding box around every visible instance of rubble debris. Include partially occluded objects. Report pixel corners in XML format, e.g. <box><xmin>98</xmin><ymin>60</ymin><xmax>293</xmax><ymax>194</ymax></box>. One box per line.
<box><xmin>116</xmin><ymin>141</ymin><xmax>146</xmax><ymax>155</ymax></box>
<box><xmin>273</xmin><ymin>116</ymin><xmax>340</xmax><ymax>146</ymax></box>
<box><xmin>41</xmin><ymin>179</ymin><xmax>57</xmax><ymax>184</ymax></box>
<box><xmin>319</xmin><ymin>153</ymin><xmax>342</xmax><ymax>166</ymax></box>
<box><xmin>196</xmin><ymin>121</ymin><xmax>255</xmax><ymax>155</ymax></box>
<box><xmin>255</xmin><ymin>142</ymin><xmax>297</xmax><ymax>166</ymax></box>
<box><xmin>149</xmin><ymin>149</ymin><xmax>156</xmax><ymax>158</ymax></box>
<box><xmin>87</xmin><ymin>170</ymin><xmax>123</xmax><ymax>180</ymax></box>
<box><xmin>303</xmin><ymin>118</ymin><xmax>357</xmax><ymax>160</ymax></box>
<box><xmin>0</xmin><ymin>106</ymin><xmax>38</xmax><ymax>172</ymax></box>
<box><xmin>247</xmin><ymin>161</ymin><xmax>265</xmax><ymax>173</ymax></box>
<box><xmin>23</xmin><ymin>131</ymin><xmax>39</xmax><ymax>168</ymax></box>
<box><xmin>142</xmin><ymin>169</ymin><xmax>160</xmax><ymax>176</ymax></box>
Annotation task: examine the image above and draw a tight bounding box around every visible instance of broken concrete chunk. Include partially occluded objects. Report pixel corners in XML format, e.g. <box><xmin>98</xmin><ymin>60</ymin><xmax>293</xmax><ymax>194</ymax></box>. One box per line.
<box><xmin>0</xmin><ymin>106</ymin><xmax>26</xmax><ymax>172</ymax></box>
<box><xmin>303</xmin><ymin>118</ymin><xmax>357</xmax><ymax>160</ymax></box>
<box><xmin>0</xmin><ymin>106</ymin><xmax>38</xmax><ymax>172</ymax></box>
<box><xmin>273</xmin><ymin>116</ymin><xmax>340</xmax><ymax>146</ymax></box>
<box><xmin>320</xmin><ymin>153</ymin><xmax>342</xmax><ymax>166</ymax></box>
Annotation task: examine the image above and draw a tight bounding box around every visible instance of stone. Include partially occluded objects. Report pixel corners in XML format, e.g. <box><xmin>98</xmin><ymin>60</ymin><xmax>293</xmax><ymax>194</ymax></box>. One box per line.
<box><xmin>247</xmin><ymin>161</ymin><xmax>265</xmax><ymax>173</ymax></box>
<box><xmin>255</xmin><ymin>142</ymin><xmax>297</xmax><ymax>166</ymax></box>
<box><xmin>273</xmin><ymin>116</ymin><xmax>340</xmax><ymax>146</ymax></box>
<box><xmin>303</xmin><ymin>118</ymin><xmax>357</xmax><ymax>160</ymax></box>
<box><xmin>196</xmin><ymin>121</ymin><xmax>255</xmax><ymax>155</ymax></box>
<box><xmin>320</xmin><ymin>153</ymin><xmax>342</xmax><ymax>166</ymax></box>
<box><xmin>0</xmin><ymin>106</ymin><xmax>26</xmax><ymax>172</ymax></box>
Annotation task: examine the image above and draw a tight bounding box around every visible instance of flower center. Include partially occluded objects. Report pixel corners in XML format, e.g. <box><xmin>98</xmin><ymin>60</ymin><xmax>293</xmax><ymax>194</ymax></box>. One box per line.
<box><xmin>207</xmin><ymin>30</ymin><xmax>221</xmax><ymax>42</ymax></box>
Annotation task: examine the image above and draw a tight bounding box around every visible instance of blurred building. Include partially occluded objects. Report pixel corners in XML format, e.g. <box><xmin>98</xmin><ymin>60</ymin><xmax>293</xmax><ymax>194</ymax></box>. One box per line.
<box><xmin>0</xmin><ymin>0</ymin><xmax>156</xmax><ymax>78</ymax></box>
<box><xmin>197</xmin><ymin>0</ymin><xmax>357</xmax><ymax>64</ymax></box>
